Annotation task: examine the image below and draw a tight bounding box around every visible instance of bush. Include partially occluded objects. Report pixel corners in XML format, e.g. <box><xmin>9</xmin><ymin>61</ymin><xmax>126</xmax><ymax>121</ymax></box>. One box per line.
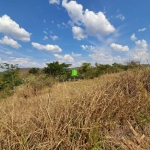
<box><xmin>0</xmin><ymin>63</ymin><xmax>22</xmax><ymax>98</ymax></box>
<box><xmin>29</xmin><ymin>68</ymin><xmax>40</xmax><ymax>74</ymax></box>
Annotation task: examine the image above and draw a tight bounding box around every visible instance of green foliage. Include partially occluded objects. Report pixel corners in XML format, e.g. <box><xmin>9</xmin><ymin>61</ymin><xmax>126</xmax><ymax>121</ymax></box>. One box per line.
<box><xmin>80</xmin><ymin>62</ymin><xmax>91</xmax><ymax>73</ymax></box>
<box><xmin>29</xmin><ymin>68</ymin><xmax>39</xmax><ymax>74</ymax></box>
<box><xmin>0</xmin><ymin>63</ymin><xmax>22</xmax><ymax>98</ymax></box>
<box><xmin>78</xmin><ymin>62</ymin><xmax>92</xmax><ymax>78</ymax></box>
<box><xmin>77</xmin><ymin>61</ymin><xmax>142</xmax><ymax>79</ymax></box>
<box><xmin>43</xmin><ymin>61</ymin><xmax>71</xmax><ymax>80</ymax></box>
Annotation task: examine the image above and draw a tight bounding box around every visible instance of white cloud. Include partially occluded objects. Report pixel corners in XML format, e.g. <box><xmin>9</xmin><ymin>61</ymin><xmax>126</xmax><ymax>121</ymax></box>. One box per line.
<box><xmin>49</xmin><ymin>0</ymin><xmax>60</xmax><ymax>4</ymax></box>
<box><xmin>54</xmin><ymin>54</ymin><xmax>74</xmax><ymax>63</ymax></box>
<box><xmin>116</xmin><ymin>14</ymin><xmax>125</xmax><ymax>21</ymax></box>
<box><xmin>138</xmin><ymin>28</ymin><xmax>146</xmax><ymax>32</ymax></box>
<box><xmin>62</xmin><ymin>0</ymin><xmax>115</xmax><ymax>37</ymax></box>
<box><xmin>32</xmin><ymin>42</ymin><xmax>62</xmax><ymax>52</ymax></box>
<box><xmin>81</xmin><ymin>45</ymin><xmax>96</xmax><ymax>51</ymax></box>
<box><xmin>135</xmin><ymin>39</ymin><xmax>147</xmax><ymax>49</ymax></box>
<box><xmin>72</xmin><ymin>52</ymin><xmax>81</xmax><ymax>57</ymax></box>
<box><xmin>130</xmin><ymin>33</ymin><xmax>137</xmax><ymax>41</ymax></box>
<box><xmin>110</xmin><ymin>43</ymin><xmax>129</xmax><ymax>52</ymax></box>
<box><xmin>1</xmin><ymin>57</ymin><xmax>41</xmax><ymax>68</ymax></box>
<box><xmin>81</xmin><ymin>45</ymin><xmax>89</xmax><ymax>50</ymax></box>
<box><xmin>0</xmin><ymin>36</ymin><xmax>21</xmax><ymax>49</ymax></box>
<box><xmin>72</xmin><ymin>26</ymin><xmax>87</xmax><ymax>40</ymax></box>
<box><xmin>89</xmin><ymin>53</ymin><xmax>123</xmax><ymax>64</ymax></box>
<box><xmin>43</xmin><ymin>36</ymin><xmax>48</xmax><ymax>40</ymax></box>
<box><xmin>71</xmin><ymin>60</ymin><xmax>87</xmax><ymax>68</ymax></box>
<box><xmin>50</xmin><ymin>35</ymin><xmax>58</xmax><ymax>40</ymax></box>
<box><xmin>13</xmin><ymin>58</ymin><xmax>39</xmax><ymax>67</ymax></box>
<box><xmin>129</xmin><ymin>39</ymin><xmax>148</xmax><ymax>62</ymax></box>
<box><xmin>83</xmin><ymin>9</ymin><xmax>115</xmax><ymax>36</ymax></box>
<box><xmin>62</xmin><ymin>0</ymin><xmax>83</xmax><ymax>24</ymax></box>
<box><xmin>0</xmin><ymin>14</ymin><xmax>31</xmax><ymax>42</ymax></box>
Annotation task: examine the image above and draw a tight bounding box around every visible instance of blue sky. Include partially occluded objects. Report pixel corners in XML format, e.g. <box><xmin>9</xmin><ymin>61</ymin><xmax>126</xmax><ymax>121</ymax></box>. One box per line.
<box><xmin>0</xmin><ymin>0</ymin><xmax>150</xmax><ymax>68</ymax></box>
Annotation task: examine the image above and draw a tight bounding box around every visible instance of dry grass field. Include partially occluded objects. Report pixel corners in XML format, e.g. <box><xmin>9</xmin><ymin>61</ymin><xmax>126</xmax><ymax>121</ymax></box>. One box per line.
<box><xmin>0</xmin><ymin>68</ymin><xmax>150</xmax><ymax>149</ymax></box>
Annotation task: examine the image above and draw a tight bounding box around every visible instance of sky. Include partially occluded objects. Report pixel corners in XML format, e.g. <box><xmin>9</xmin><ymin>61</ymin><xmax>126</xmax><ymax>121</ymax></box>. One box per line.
<box><xmin>0</xmin><ymin>0</ymin><xmax>150</xmax><ymax>68</ymax></box>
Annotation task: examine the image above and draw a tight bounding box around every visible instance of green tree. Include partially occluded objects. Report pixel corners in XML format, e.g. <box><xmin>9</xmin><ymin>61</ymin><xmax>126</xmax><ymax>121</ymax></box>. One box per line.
<box><xmin>112</xmin><ymin>62</ymin><xmax>128</xmax><ymax>72</ymax></box>
<box><xmin>43</xmin><ymin>61</ymin><xmax>71</xmax><ymax>79</ymax></box>
<box><xmin>80</xmin><ymin>62</ymin><xmax>91</xmax><ymax>72</ymax></box>
<box><xmin>94</xmin><ymin>64</ymin><xmax>111</xmax><ymax>75</ymax></box>
<box><xmin>0</xmin><ymin>63</ymin><xmax>22</xmax><ymax>92</ymax></box>
<box><xmin>78</xmin><ymin>62</ymin><xmax>94</xmax><ymax>79</ymax></box>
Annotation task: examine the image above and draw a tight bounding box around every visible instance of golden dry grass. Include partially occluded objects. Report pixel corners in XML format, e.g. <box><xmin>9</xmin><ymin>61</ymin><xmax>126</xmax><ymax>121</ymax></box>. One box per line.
<box><xmin>0</xmin><ymin>68</ymin><xmax>150</xmax><ymax>149</ymax></box>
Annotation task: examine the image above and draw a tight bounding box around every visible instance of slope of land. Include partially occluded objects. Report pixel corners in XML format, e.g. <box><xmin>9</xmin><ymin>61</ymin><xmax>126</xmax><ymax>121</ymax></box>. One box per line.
<box><xmin>0</xmin><ymin>68</ymin><xmax>150</xmax><ymax>149</ymax></box>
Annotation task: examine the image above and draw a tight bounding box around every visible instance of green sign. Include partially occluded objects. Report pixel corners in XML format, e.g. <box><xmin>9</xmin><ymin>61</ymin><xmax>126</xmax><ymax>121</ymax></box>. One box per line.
<box><xmin>72</xmin><ymin>69</ymin><xmax>78</xmax><ymax>76</ymax></box>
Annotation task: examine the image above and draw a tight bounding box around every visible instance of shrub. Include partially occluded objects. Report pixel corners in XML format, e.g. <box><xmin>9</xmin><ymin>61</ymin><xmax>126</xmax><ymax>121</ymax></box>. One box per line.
<box><xmin>29</xmin><ymin>68</ymin><xmax>40</xmax><ymax>74</ymax></box>
<box><xmin>0</xmin><ymin>63</ymin><xmax>22</xmax><ymax>98</ymax></box>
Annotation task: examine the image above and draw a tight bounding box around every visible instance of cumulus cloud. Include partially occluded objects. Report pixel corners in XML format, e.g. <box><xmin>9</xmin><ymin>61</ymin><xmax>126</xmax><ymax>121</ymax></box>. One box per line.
<box><xmin>62</xmin><ymin>0</ymin><xmax>115</xmax><ymax>36</ymax></box>
<box><xmin>129</xmin><ymin>39</ymin><xmax>148</xmax><ymax>61</ymax></box>
<box><xmin>49</xmin><ymin>0</ymin><xmax>60</xmax><ymax>4</ymax></box>
<box><xmin>50</xmin><ymin>35</ymin><xmax>58</xmax><ymax>40</ymax></box>
<box><xmin>80</xmin><ymin>45</ymin><xmax>96</xmax><ymax>51</ymax></box>
<box><xmin>110</xmin><ymin>43</ymin><xmax>129</xmax><ymax>52</ymax></box>
<box><xmin>0</xmin><ymin>14</ymin><xmax>31</xmax><ymax>42</ymax></box>
<box><xmin>32</xmin><ymin>42</ymin><xmax>62</xmax><ymax>52</ymax></box>
<box><xmin>54</xmin><ymin>54</ymin><xmax>74</xmax><ymax>63</ymax></box>
<box><xmin>2</xmin><ymin>57</ymin><xmax>41</xmax><ymax>68</ymax></box>
<box><xmin>116</xmin><ymin>14</ymin><xmax>125</xmax><ymax>21</ymax></box>
<box><xmin>89</xmin><ymin>53</ymin><xmax>123</xmax><ymax>64</ymax></box>
<box><xmin>130</xmin><ymin>33</ymin><xmax>137</xmax><ymax>41</ymax></box>
<box><xmin>138</xmin><ymin>28</ymin><xmax>146</xmax><ymax>32</ymax></box>
<box><xmin>81</xmin><ymin>45</ymin><xmax>89</xmax><ymax>50</ymax></box>
<box><xmin>83</xmin><ymin>9</ymin><xmax>115</xmax><ymax>36</ymax></box>
<box><xmin>71</xmin><ymin>60</ymin><xmax>87</xmax><ymax>68</ymax></box>
<box><xmin>13</xmin><ymin>58</ymin><xmax>39</xmax><ymax>67</ymax></box>
<box><xmin>62</xmin><ymin>0</ymin><xmax>83</xmax><ymax>24</ymax></box>
<box><xmin>72</xmin><ymin>26</ymin><xmax>87</xmax><ymax>40</ymax></box>
<box><xmin>0</xmin><ymin>36</ymin><xmax>21</xmax><ymax>49</ymax></box>
<box><xmin>135</xmin><ymin>39</ymin><xmax>147</xmax><ymax>50</ymax></box>
<box><xmin>72</xmin><ymin>52</ymin><xmax>81</xmax><ymax>57</ymax></box>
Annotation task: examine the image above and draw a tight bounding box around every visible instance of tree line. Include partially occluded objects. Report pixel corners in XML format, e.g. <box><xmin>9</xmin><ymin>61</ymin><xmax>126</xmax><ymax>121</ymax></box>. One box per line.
<box><xmin>0</xmin><ymin>60</ymin><xmax>142</xmax><ymax>98</ymax></box>
<box><xmin>29</xmin><ymin>60</ymin><xmax>141</xmax><ymax>79</ymax></box>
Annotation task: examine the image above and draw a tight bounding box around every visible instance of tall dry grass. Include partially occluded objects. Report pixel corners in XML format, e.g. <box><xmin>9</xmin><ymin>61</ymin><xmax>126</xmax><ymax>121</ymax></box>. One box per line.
<box><xmin>0</xmin><ymin>68</ymin><xmax>150</xmax><ymax>149</ymax></box>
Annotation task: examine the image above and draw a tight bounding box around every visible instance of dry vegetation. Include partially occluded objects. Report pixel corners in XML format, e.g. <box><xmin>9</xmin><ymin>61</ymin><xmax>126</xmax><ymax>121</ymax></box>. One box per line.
<box><xmin>0</xmin><ymin>68</ymin><xmax>150</xmax><ymax>149</ymax></box>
